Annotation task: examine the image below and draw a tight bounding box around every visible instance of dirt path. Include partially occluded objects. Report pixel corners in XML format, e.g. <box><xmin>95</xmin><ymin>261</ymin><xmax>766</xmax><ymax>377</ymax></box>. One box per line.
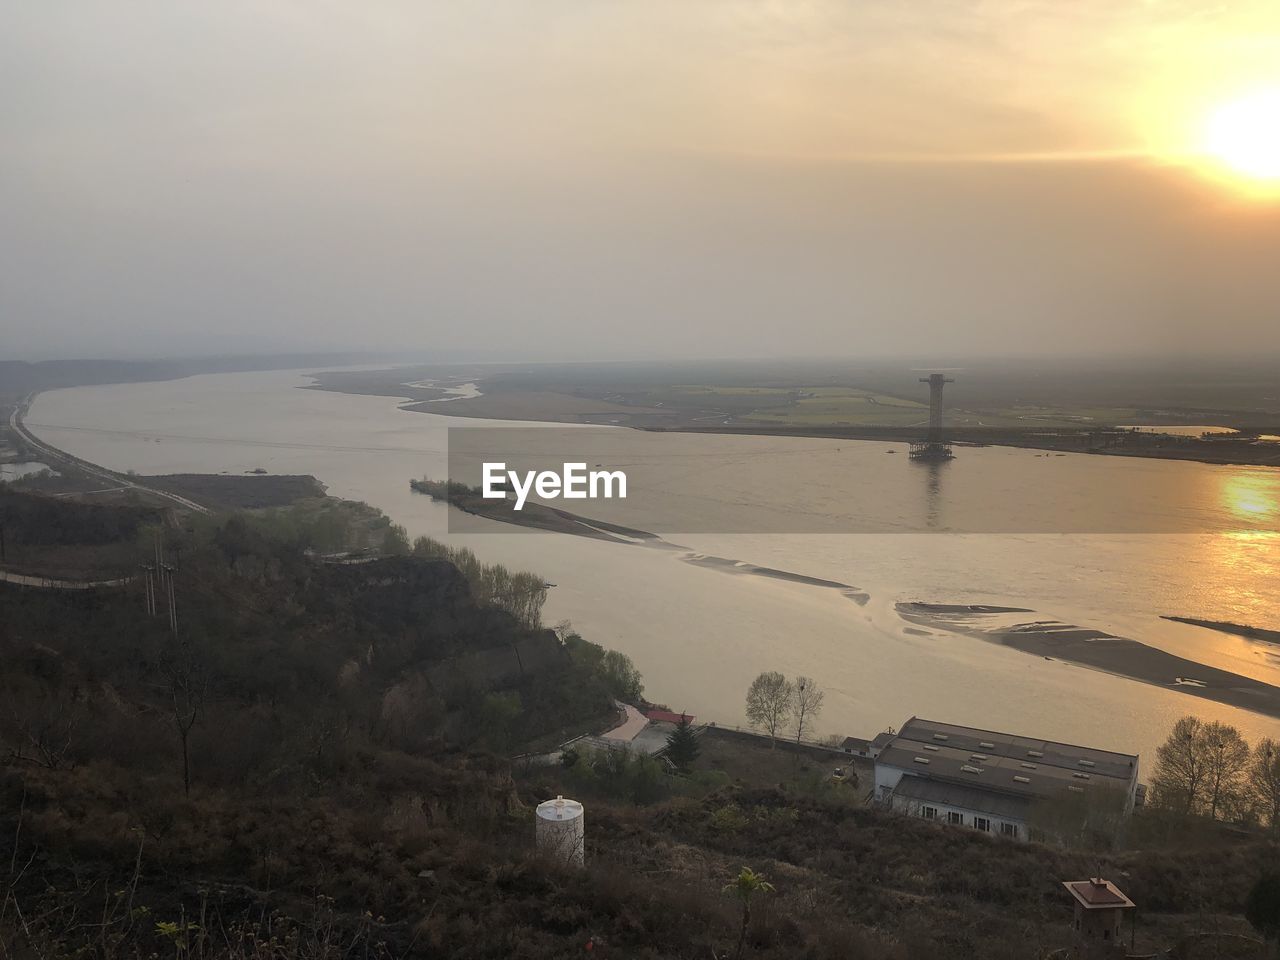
<box><xmin>0</xmin><ymin>569</ymin><xmax>135</xmax><ymax>590</ymax></box>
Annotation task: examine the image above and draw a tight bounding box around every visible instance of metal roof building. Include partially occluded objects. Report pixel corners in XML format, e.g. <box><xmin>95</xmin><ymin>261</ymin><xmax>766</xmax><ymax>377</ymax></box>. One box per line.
<box><xmin>874</xmin><ymin>717</ymin><xmax>1140</xmax><ymax>841</ymax></box>
<box><xmin>840</xmin><ymin>730</ymin><xmax>895</xmax><ymax>759</ymax></box>
<box><xmin>892</xmin><ymin>775</ymin><xmax>1032</xmax><ymax>822</ymax></box>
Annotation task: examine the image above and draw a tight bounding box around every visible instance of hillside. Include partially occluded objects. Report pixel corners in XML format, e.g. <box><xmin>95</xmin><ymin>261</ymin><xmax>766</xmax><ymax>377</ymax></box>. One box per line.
<box><xmin>1</xmin><ymin>494</ymin><xmax>1277</xmax><ymax>958</ymax></box>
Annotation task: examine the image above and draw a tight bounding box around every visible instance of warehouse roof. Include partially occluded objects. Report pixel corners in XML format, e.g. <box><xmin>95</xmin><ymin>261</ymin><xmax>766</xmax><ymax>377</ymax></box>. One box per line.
<box><xmin>877</xmin><ymin>716</ymin><xmax>1138</xmax><ymax>803</ymax></box>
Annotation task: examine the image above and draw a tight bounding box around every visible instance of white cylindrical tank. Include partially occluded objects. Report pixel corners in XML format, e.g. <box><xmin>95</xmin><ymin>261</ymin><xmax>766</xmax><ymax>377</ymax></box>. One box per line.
<box><xmin>535</xmin><ymin>794</ymin><xmax>585</xmax><ymax>866</ymax></box>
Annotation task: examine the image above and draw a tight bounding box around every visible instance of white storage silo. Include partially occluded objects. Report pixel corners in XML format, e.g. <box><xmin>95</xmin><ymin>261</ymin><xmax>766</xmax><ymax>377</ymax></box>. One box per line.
<box><xmin>535</xmin><ymin>795</ymin><xmax>585</xmax><ymax>866</ymax></box>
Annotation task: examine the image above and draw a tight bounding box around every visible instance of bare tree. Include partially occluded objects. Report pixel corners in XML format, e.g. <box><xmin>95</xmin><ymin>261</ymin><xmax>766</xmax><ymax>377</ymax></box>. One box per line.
<box><xmin>4</xmin><ymin>685</ymin><xmax>78</xmax><ymax>770</ymax></box>
<box><xmin>1202</xmin><ymin>721</ymin><xmax>1251</xmax><ymax>821</ymax></box>
<box><xmin>791</xmin><ymin>676</ymin><xmax>824</xmax><ymax>744</ymax></box>
<box><xmin>745</xmin><ymin>672</ymin><xmax>793</xmax><ymax>748</ymax></box>
<box><xmin>1150</xmin><ymin>716</ymin><xmax>1207</xmax><ymax>814</ymax></box>
<box><xmin>1251</xmin><ymin>738</ymin><xmax>1280</xmax><ymax>833</ymax></box>
<box><xmin>158</xmin><ymin>641</ymin><xmax>208</xmax><ymax>797</ymax></box>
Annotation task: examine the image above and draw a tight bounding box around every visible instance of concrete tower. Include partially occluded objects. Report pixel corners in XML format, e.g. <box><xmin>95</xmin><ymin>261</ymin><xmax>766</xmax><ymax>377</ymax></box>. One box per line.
<box><xmin>909</xmin><ymin>373</ymin><xmax>955</xmax><ymax>461</ymax></box>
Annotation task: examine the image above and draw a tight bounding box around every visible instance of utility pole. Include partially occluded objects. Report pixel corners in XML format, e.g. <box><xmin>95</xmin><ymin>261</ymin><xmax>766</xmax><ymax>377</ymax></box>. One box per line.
<box><xmin>163</xmin><ymin>561</ymin><xmax>177</xmax><ymax>636</ymax></box>
<box><xmin>141</xmin><ymin>563</ymin><xmax>156</xmax><ymax>616</ymax></box>
<box><xmin>143</xmin><ymin>532</ymin><xmax>178</xmax><ymax>634</ymax></box>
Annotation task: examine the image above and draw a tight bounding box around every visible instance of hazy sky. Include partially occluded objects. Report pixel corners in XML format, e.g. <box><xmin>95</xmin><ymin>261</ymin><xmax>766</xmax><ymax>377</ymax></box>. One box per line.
<box><xmin>3</xmin><ymin>1</ymin><xmax>1279</xmax><ymax>361</ymax></box>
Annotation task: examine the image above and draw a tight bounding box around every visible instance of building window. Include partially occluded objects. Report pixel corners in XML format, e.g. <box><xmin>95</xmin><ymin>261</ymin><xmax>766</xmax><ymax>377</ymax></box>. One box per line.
<box><xmin>974</xmin><ymin>817</ymin><xmax>990</xmax><ymax>832</ymax></box>
<box><xmin>921</xmin><ymin>806</ymin><xmax>937</xmax><ymax>820</ymax></box>
<box><xmin>1000</xmin><ymin>822</ymin><xmax>1018</xmax><ymax>838</ymax></box>
<box><xmin>947</xmin><ymin>811</ymin><xmax>964</xmax><ymax>825</ymax></box>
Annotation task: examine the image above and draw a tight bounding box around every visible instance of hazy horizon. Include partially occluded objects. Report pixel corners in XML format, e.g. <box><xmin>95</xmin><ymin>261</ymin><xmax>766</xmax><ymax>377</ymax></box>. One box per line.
<box><xmin>3</xmin><ymin>2</ymin><xmax>1279</xmax><ymax>362</ymax></box>
<box><xmin>10</xmin><ymin>349</ymin><xmax>1280</xmax><ymax>369</ymax></box>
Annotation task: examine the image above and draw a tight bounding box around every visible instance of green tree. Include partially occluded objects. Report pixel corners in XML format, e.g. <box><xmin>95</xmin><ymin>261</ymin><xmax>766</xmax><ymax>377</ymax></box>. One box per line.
<box><xmin>600</xmin><ymin>649</ymin><xmax>644</xmax><ymax>702</ymax></box>
<box><xmin>477</xmin><ymin>691</ymin><xmax>522</xmax><ymax>752</ymax></box>
<box><xmin>665</xmin><ymin>714</ymin><xmax>700</xmax><ymax>772</ymax></box>
<box><xmin>558</xmin><ymin>632</ymin><xmax>645</xmax><ymax>708</ymax></box>
<box><xmin>1245</xmin><ymin>872</ymin><xmax>1280</xmax><ymax>946</ymax></box>
<box><xmin>723</xmin><ymin>866</ymin><xmax>775</xmax><ymax>960</ymax></box>
<box><xmin>630</xmin><ymin>753</ymin><xmax>665</xmax><ymax>804</ymax></box>
<box><xmin>592</xmin><ymin>746</ymin><xmax>633</xmax><ymax>797</ymax></box>
<box><xmin>382</xmin><ymin>523</ymin><xmax>411</xmax><ymax>555</ymax></box>
<box><xmin>745</xmin><ymin>671</ymin><xmax>793</xmax><ymax>748</ymax></box>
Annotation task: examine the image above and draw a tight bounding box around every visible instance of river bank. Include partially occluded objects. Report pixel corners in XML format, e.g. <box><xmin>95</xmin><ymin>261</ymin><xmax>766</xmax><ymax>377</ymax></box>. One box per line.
<box><xmin>898</xmin><ymin>603</ymin><xmax>1280</xmax><ymax>720</ymax></box>
<box><xmin>410</xmin><ymin>476</ymin><xmax>657</xmax><ymax>543</ymax></box>
<box><xmin>304</xmin><ymin>366</ymin><xmax>1280</xmax><ymax>468</ymax></box>
<box><xmin>23</xmin><ymin>371</ymin><xmax>1280</xmax><ymax>762</ymax></box>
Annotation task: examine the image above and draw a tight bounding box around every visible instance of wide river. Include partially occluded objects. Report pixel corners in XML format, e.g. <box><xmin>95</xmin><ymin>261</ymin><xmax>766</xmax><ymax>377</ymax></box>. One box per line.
<box><xmin>27</xmin><ymin>371</ymin><xmax>1280</xmax><ymax>764</ymax></box>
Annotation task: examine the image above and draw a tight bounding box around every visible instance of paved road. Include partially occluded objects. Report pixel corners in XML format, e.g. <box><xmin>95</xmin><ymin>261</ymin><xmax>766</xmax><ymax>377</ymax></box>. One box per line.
<box><xmin>9</xmin><ymin>394</ymin><xmax>210</xmax><ymax>515</ymax></box>
<box><xmin>600</xmin><ymin>702</ymin><xmax>649</xmax><ymax>742</ymax></box>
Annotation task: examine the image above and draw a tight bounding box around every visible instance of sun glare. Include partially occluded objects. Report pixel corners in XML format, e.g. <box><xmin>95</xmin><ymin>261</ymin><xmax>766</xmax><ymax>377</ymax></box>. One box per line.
<box><xmin>1202</xmin><ymin>88</ymin><xmax>1280</xmax><ymax>182</ymax></box>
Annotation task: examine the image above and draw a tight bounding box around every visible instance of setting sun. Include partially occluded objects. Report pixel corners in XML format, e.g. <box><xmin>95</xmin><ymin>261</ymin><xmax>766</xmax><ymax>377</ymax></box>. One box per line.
<box><xmin>1203</xmin><ymin>88</ymin><xmax>1280</xmax><ymax>181</ymax></box>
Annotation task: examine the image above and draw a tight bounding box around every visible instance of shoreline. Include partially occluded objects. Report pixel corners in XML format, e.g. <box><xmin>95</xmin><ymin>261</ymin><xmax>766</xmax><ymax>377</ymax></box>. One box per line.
<box><xmin>417</xmin><ymin>486</ymin><xmax>660</xmax><ymax>544</ymax></box>
<box><xmin>898</xmin><ymin>603</ymin><xmax>1280</xmax><ymax>720</ymax></box>
<box><xmin>1162</xmin><ymin>616</ymin><xmax>1280</xmax><ymax>647</ymax></box>
<box><xmin>412</xmin><ymin>480</ymin><xmax>1280</xmax><ymax>722</ymax></box>
<box><xmin>665</xmin><ymin>425</ymin><xmax>1280</xmax><ymax>468</ymax></box>
<box><xmin>10</xmin><ymin>393</ymin><xmax>211</xmax><ymax>514</ymax></box>
<box><xmin>11</xmin><ymin>392</ymin><xmax>328</xmax><ymax>515</ymax></box>
<box><xmin>301</xmin><ymin>371</ymin><xmax>1280</xmax><ymax>469</ymax></box>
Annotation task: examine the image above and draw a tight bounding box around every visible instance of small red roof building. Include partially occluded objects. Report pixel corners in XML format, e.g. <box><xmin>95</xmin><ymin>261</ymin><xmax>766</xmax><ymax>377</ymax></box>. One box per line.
<box><xmin>645</xmin><ymin>709</ymin><xmax>695</xmax><ymax>725</ymax></box>
<box><xmin>1063</xmin><ymin>878</ymin><xmax>1134</xmax><ymax>910</ymax></box>
<box><xmin>1062</xmin><ymin>877</ymin><xmax>1134</xmax><ymax>946</ymax></box>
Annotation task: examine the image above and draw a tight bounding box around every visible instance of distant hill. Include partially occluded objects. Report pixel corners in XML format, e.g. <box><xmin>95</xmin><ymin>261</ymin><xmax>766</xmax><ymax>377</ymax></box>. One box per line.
<box><xmin>0</xmin><ymin>352</ymin><xmax>394</xmax><ymax>400</ymax></box>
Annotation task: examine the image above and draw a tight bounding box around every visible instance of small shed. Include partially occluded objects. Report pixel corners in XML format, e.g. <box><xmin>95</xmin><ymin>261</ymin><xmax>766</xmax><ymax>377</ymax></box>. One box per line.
<box><xmin>1062</xmin><ymin>877</ymin><xmax>1134</xmax><ymax>946</ymax></box>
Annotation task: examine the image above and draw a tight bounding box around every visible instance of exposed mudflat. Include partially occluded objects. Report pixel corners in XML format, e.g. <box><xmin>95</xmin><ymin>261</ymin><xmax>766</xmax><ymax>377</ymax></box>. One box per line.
<box><xmin>898</xmin><ymin>602</ymin><xmax>1280</xmax><ymax>718</ymax></box>
<box><xmin>677</xmin><ymin>552</ymin><xmax>870</xmax><ymax>603</ymax></box>
<box><xmin>1162</xmin><ymin>616</ymin><xmax>1280</xmax><ymax>648</ymax></box>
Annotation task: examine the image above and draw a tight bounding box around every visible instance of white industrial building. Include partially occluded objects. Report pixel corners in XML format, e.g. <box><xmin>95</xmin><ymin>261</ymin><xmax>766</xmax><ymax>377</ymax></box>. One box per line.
<box><xmin>874</xmin><ymin>717</ymin><xmax>1140</xmax><ymax>841</ymax></box>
